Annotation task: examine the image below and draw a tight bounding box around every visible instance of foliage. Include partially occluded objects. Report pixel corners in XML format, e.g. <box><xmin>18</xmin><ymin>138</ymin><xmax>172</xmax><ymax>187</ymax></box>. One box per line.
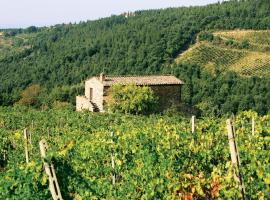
<box><xmin>107</xmin><ymin>84</ymin><xmax>158</xmax><ymax>114</ymax></box>
<box><xmin>52</xmin><ymin>101</ymin><xmax>73</xmax><ymax>110</ymax></box>
<box><xmin>0</xmin><ymin>107</ymin><xmax>269</xmax><ymax>199</ymax></box>
<box><xmin>0</xmin><ymin>161</ymin><xmax>50</xmax><ymax>199</ymax></box>
<box><xmin>170</xmin><ymin>63</ymin><xmax>270</xmax><ymax>116</ymax></box>
<box><xmin>48</xmin><ymin>84</ymin><xmax>84</xmax><ymax>106</ymax></box>
<box><xmin>197</xmin><ymin>31</ymin><xmax>214</xmax><ymax>42</ymax></box>
<box><xmin>1</xmin><ymin>0</ymin><xmax>270</xmax><ymax>116</ymax></box>
<box><xmin>240</xmin><ymin>39</ymin><xmax>250</xmax><ymax>49</ymax></box>
<box><xmin>16</xmin><ymin>84</ymin><xmax>45</xmax><ymax>108</ymax></box>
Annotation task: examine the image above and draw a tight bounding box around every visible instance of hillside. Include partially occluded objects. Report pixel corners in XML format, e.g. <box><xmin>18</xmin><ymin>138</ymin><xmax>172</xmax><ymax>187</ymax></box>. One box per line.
<box><xmin>0</xmin><ymin>31</ymin><xmax>34</xmax><ymax>59</ymax></box>
<box><xmin>176</xmin><ymin>30</ymin><xmax>270</xmax><ymax>77</ymax></box>
<box><xmin>1</xmin><ymin>0</ymin><xmax>270</xmax><ymax>115</ymax></box>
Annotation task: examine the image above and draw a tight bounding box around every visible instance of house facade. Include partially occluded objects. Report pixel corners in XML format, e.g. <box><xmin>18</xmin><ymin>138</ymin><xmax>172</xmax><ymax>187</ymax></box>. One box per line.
<box><xmin>76</xmin><ymin>74</ymin><xmax>184</xmax><ymax>112</ymax></box>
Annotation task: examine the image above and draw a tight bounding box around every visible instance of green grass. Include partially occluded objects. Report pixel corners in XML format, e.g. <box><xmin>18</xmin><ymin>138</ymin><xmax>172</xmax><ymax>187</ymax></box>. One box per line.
<box><xmin>176</xmin><ymin>30</ymin><xmax>270</xmax><ymax>77</ymax></box>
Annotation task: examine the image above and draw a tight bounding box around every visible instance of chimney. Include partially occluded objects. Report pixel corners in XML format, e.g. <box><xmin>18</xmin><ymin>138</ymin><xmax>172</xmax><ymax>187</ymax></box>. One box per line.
<box><xmin>100</xmin><ymin>73</ymin><xmax>105</xmax><ymax>82</ymax></box>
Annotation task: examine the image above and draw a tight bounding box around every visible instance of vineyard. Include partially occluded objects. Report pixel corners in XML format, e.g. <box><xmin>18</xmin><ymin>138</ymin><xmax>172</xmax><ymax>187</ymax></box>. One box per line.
<box><xmin>176</xmin><ymin>42</ymin><xmax>247</xmax><ymax>74</ymax></box>
<box><xmin>176</xmin><ymin>30</ymin><xmax>270</xmax><ymax>77</ymax></box>
<box><xmin>0</xmin><ymin>106</ymin><xmax>270</xmax><ymax>199</ymax></box>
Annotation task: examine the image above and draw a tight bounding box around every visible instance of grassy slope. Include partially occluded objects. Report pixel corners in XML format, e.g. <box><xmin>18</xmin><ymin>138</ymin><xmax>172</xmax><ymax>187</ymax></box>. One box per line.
<box><xmin>176</xmin><ymin>30</ymin><xmax>270</xmax><ymax>77</ymax></box>
<box><xmin>1</xmin><ymin>0</ymin><xmax>270</xmax><ymax>107</ymax></box>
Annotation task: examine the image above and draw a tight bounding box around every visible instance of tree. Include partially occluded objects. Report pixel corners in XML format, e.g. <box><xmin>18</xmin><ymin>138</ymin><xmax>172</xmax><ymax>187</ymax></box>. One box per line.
<box><xmin>107</xmin><ymin>84</ymin><xmax>158</xmax><ymax>114</ymax></box>
<box><xmin>25</xmin><ymin>26</ymin><xmax>38</xmax><ymax>33</ymax></box>
<box><xmin>17</xmin><ymin>84</ymin><xmax>45</xmax><ymax>108</ymax></box>
<box><xmin>240</xmin><ymin>39</ymin><xmax>250</xmax><ymax>49</ymax></box>
<box><xmin>197</xmin><ymin>31</ymin><xmax>214</xmax><ymax>42</ymax></box>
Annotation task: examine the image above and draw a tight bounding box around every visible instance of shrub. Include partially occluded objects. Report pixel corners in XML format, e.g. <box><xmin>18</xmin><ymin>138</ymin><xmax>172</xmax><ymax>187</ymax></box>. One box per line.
<box><xmin>52</xmin><ymin>101</ymin><xmax>73</xmax><ymax>110</ymax></box>
<box><xmin>240</xmin><ymin>39</ymin><xmax>250</xmax><ymax>49</ymax></box>
<box><xmin>17</xmin><ymin>84</ymin><xmax>45</xmax><ymax>108</ymax></box>
<box><xmin>197</xmin><ymin>31</ymin><xmax>214</xmax><ymax>42</ymax></box>
<box><xmin>107</xmin><ymin>84</ymin><xmax>158</xmax><ymax>115</ymax></box>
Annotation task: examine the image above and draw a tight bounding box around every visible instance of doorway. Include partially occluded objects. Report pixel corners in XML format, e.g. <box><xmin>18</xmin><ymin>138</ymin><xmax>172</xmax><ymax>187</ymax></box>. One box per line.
<box><xmin>90</xmin><ymin>88</ymin><xmax>93</xmax><ymax>101</ymax></box>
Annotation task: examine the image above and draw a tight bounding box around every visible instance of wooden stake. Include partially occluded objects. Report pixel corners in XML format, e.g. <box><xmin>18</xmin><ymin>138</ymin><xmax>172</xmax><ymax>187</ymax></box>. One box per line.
<box><xmin>39</xmin><ymin>139</ymin><xmax>63</xmax><ymax>200</ymax></box>
<box><xmin>24</xmin><ymin>129</ymin><xmax>30</xmax><ymax>163</ymax></box>
<box><xmin>226</xmin><ymin>119</ymin><xmax>245</xmax><ymax>199</ymax></box>
<box><xmin>191</xmin><ymin>115</ymin><xmax>196</xmax><ymax>133</ymax></box>
<box><xmin>252</xmin><ymin>117</ymin><xmax>255</xmax><ymax>136</ymax></box>
<box><xmin>111</xmin><ymin>132</ymin><xmax>116</xmax><ymax>185</ymax></box>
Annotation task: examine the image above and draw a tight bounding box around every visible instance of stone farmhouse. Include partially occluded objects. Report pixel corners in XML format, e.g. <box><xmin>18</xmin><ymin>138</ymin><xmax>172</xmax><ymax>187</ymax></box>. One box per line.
<box><xmin>76</xmin><ymin>74</ymin><xmax>184</xmax><ymax>112</ymax></box>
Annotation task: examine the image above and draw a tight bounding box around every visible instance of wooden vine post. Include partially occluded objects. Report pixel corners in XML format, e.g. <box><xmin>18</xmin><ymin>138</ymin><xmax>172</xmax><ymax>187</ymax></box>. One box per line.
<box><xmin>111</xmin><ymin>132</ymin><xmax>116</xmax><ymax>185</ymax></box>
<box><xmin>191</xmin><ymin>115</ymin><xmax>196</xmax><ymax>133</ymax></box>
<box><xmin>24</xmin><ymin>128</ymin><xmax>31</xmax><ymax>163</ymax></box>
<box><xmin>39</xmin><ymin>139</ymin><xmax>63</xmax><ymax>200</ymax></box>
<box><xmin>226</xmin><ymin>119</ymin><xmax>245</xmax><ymax>199</ymax></box>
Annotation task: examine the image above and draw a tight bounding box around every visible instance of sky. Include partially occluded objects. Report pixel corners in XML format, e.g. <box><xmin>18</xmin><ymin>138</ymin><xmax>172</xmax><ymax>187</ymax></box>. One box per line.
<box><xmin>0</xmin><ymin>0</ymin><xmax>220</xmax><ymax>28</ymax></box>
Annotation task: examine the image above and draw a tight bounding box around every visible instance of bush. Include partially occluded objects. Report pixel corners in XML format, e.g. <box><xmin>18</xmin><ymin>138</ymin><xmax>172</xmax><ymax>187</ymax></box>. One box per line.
<box><xmin>240</xmin><ymin>39</ymin><xmax>250</xmax><ymax>49</ymax></box>
<box><xmin>52</xmin><ymin>101</ymin><xmax>73</xmax><ymax>110</ymax></box>
<box><xmin>197</xmin><ymin>31</ymin><xmax>214</xmax><ymax>42</ymax></box>
<box><xmin>17</xmin><ymin>84</ymin><xmax>46</xmax><ymax>108</ymax></box>
<box><xmin>107</xmin><ymin>84</ymin><xmax>158</xmax><ymax>115</ymax></box>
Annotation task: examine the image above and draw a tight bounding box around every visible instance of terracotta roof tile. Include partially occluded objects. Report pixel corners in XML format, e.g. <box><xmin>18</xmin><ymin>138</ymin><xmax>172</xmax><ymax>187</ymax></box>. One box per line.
<box><xmin>95</xmin><ymin>75</ymin><xmax>184</xmax><ymax>86</ymax></box>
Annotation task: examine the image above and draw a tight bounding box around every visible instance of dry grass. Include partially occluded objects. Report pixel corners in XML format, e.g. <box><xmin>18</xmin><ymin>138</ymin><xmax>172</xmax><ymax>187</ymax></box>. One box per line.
<box><xmin>214</xmin><ymin>30</ymin><xmax>270</xmax><ymax>46</ymax></box>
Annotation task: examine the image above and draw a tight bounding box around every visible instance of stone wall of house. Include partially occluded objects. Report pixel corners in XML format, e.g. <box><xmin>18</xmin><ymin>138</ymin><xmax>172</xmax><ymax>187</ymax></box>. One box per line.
<box><xmin>150</xmin><ymin>85</ymin><xmax>181</xmax><ymax>111</ymax></box>
<box><xmin>102</xmin><ymin>85</ymin><xmax>181</xmax><ymax>112</ymax></box>
<box><xmin>76</xmin><ymin>96</ymin><xmax>93</xmax><ymax>111</ymax></box>
<box><xmin>85</xmin><ymin>78</ymin><xmax>104</xmax><ymax>111</ymax></box>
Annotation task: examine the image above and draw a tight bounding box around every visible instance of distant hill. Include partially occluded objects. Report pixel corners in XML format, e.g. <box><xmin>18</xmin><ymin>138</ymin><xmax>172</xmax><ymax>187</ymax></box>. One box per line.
<box><xmin>176</xmin><ymin>30</ymin><xmax>270</xmax><ymax>77</ymax></box>
<box><xmin>1</xmin><ymin>0</ymin><xmax>270</xmax><ymax>115</ymax></box>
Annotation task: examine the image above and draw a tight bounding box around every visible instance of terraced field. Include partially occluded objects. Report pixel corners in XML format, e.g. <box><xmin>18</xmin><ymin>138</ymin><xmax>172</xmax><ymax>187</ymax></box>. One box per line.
<box><xmin>176</xmin><ymin>30</ymin><xmax>270</xmax><ymax>77</ymax></box>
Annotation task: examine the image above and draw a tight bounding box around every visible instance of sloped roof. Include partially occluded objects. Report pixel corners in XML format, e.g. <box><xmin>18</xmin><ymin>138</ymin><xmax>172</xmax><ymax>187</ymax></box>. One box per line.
<box><xmin>95</xmin><ymin>75</ymin><xmax>184</xmax><ymax>86</ymax></box>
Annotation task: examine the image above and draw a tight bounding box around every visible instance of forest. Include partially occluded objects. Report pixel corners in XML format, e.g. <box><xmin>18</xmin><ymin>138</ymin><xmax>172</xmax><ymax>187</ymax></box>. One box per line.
<box><xmin>1</xmin><ymin>0</ymin><xmax>270</xmax><ymax>116</ymax></box>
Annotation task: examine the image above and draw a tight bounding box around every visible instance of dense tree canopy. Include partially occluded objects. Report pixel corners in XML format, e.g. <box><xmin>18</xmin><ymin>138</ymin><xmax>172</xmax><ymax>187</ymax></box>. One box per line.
<box><xmin>1</xmin><ymin>0</ymin><xmax>270</xmax><ymax>115</ymax></box>
<box><xmin>168</xmin><ymin>63</ymin><xmax>270</xmax><ymax>116</ymax></box>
